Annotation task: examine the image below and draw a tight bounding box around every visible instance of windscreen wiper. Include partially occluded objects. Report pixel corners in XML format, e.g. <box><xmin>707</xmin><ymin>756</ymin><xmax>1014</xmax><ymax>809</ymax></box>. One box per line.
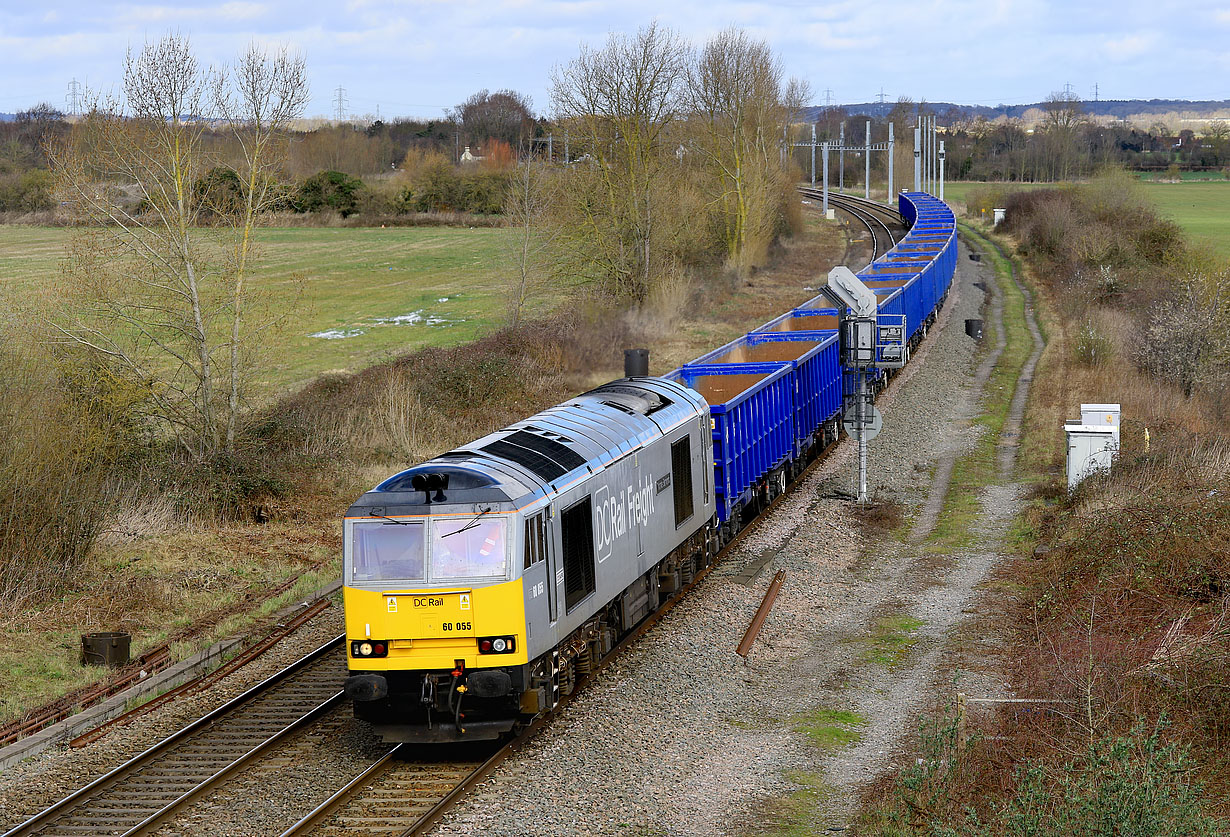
<box><xmin>371</xmin><ymin>512</ymin><xmax>414</xmax><ymax>526</ymax></box>
<box><xmin>441</xmin><ymin>506</ymin><xmax>492</xmax><ymax>537</ymax></box>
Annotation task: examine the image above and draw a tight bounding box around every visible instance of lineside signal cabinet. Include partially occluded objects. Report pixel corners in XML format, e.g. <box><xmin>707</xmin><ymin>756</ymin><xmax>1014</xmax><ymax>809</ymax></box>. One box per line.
<box><xmin>1080</xmin><ymin>403</ymin><xmax>1121</xmax><ymax>445</ymax></box>
<box><xmin>1066</xmin><ymin>425</ymin><xmax>1118</xmax><ymax>491</ymax></box>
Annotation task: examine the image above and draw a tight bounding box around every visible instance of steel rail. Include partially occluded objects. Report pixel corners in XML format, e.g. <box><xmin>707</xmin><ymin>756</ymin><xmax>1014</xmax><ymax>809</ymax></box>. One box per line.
<box><xmin>3</xmin><ymin>636</ymin><xmax>346</xmax><ymax>837</ymax></box>
<box><xmin>828</xmin><ymin>192</ymin><xmax>898</xmax><ymax>238</ymax></box>
<box><xmin>1</xmin><ymin>573</ymin><xmax>317</xmax><ymax>750</ymax></box>
<box><xmin>70</xmin><ymin>598</ymin><xmax>333</xmax><ymax>749</ymax></box>
<box><xmin>798</xmin><ymin>187</ymin><xmax>904</xmax><ymax>260</ymax></box>
<box><xmin>736</xmin><ymin>570</ymin><xmax>786</xmax><ymax>657</ymax></box>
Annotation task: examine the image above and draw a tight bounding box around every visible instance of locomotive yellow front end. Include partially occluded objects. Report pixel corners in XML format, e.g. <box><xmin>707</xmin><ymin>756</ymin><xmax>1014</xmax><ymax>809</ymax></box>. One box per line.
<box><xmin>342</xmin><ymin>468</ymin><xmax>533</xmax><ymax>742</ymax></box>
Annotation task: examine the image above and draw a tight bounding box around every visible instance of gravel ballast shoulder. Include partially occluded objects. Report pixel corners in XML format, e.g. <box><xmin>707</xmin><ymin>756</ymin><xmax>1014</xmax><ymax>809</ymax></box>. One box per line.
<box><xmin>428</xmin><ymin>240</ymin><xmax>1001</xmax><ymax>836</ymax></box>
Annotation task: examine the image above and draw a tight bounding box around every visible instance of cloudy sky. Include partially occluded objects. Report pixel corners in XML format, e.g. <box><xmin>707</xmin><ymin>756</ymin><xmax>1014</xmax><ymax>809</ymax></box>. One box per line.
<box><xmin>2</xmin><ymin>1</ymin><xmax>1227</xmax><ymax>119</ymax></box>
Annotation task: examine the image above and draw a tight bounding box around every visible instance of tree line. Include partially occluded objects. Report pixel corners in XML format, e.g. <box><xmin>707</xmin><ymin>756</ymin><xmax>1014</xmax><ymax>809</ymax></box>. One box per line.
<box><xmin>509</xmin><ymin>23</ymin><xmax>807</xmax><ymax>313</ymax></box>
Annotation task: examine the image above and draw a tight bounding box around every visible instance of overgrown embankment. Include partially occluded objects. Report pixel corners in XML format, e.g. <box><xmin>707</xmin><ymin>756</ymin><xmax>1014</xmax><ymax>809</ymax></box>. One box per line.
<box><xmin>860</xmin><ymin>172</ymin><xmax>1230</xmax><ymax>834</ymax></box>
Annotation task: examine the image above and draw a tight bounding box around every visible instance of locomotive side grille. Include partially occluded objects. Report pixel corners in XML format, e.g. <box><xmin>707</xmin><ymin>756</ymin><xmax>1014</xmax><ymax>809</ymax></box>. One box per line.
<box><xmin>671</xmin><ymin>435</ymin><xmax>695</xmax><ymax>527</ymax></box>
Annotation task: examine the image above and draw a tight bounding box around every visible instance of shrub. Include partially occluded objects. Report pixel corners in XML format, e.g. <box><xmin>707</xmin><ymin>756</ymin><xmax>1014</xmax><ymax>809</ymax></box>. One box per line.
<box><xmin>458</xmin><ymin>169</ymin><xmax>511</xmax><ymax>214</ymax></box>
<box><xmin>295</xmin><ymin>170</ymin><xmax>365</xmax><ymax>216</ymax></box>
<box><xmin>0</xmin><ymin>345</ymin><xmax>124</xmax><ymax>606</ymax></box>
<box><xmin>998</xmin><ymin>723</ymin><xmax>1224</xmax><ymax>837</ymax></box>
<box><xmin>408</xmin><ymin>157</ymin><xmax>460</xmax><ymax>212</ymax></box>
<box><xmin>0</xmin><ymin>167</ymin><xmax>54</xmax><ymax>212</ymax></box>
<box><xmin>1072</xmin><ymin>319</ymin><xmax>1112</xmax><ymax>365</ymax></box>
<box><xmin>194</xmin><ymin>166</ymin><xmax>244</xmax><ymax>215</ymax></box>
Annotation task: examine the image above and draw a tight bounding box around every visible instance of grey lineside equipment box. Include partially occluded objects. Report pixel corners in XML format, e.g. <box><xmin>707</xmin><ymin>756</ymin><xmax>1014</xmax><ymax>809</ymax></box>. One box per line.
<box><xmin>1066</xmin><ymin>425</ymin><xmax>1118</xmax><ymax>491</ymax></box>
<box><xmin>1080</xmin><ymin>403</ymin><xmax>1120</xmax><ymax>444</ymax></box>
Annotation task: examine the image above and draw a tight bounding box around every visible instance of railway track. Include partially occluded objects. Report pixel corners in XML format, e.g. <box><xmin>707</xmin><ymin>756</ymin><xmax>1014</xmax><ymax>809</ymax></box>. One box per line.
<box><xmin>798</xmin><ymin>187</ymin><xmax>904</xmax><ymax>260</ymax></box>
<box><xmin>281</xmin><ymin>741</ymin><xmax>506</xmax><ymax>837</ymax></box>
<box><xmin>4</xmin><ymin>637</ymin><xmax>347</xmax><ymax>837</ymax></box>
<box><xmin>279</xmin><ymin>433</ymin><xmax>854</xmax><ymax>837</ymax></box>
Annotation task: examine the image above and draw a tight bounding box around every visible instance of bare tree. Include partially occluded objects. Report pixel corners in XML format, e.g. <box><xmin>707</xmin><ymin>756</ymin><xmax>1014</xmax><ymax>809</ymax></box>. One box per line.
<box><xmin>549</xmin><ymin>22</ymin><xmax>690</xmax><ymax>301</ymax></box>
<box><xmin>213</xmin><ymin>44</ymin><xmax>308</xmax><ymax>447</ymax></box>
<box><xmin>49</xmin><ymin>34</ymin><xmax>307</xmax><ymax>460</ymax></box>
<box><xmin>504</xmin><ymin>162</ymin><xmax>553</xmax><ymax>328</ymax></box>
<box><xmin>453</xmin><ymin>89</ymin><xmax>534</xmax><ymax>152</ymax></box>
<box><xmin>1041</xmin><ymin>91</ymin><xmax>1087</xmax><ymax>181</ymax></box>
<box><xmin>686</xmin><ymin>28</ymin><xmax>799</xmax><ymax>272</ymax></box>
<box><xmin>1135</xmin><ymin>272</ymin><xmax>1230</xmax><ymax>398</ymax></box>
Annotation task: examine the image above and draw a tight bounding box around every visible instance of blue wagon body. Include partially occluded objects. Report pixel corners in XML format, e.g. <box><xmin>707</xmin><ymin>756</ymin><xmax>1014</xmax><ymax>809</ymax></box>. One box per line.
<box><xmin>689</xmin><ymin>331</ymin><xmax>842</xmax><ymax>459</ymax></box>
<box><xmin>665</xmin><ymin>362</ymin><xmax>794</xmax><ymax>523</ymax></box>
<box><xmin>665</xmin><ymin>191</ymin><xmax>958</xmax><ymax>528</ymax></box>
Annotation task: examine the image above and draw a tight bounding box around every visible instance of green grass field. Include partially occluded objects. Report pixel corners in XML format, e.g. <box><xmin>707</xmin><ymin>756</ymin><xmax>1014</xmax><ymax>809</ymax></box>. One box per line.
<box><xmin>0</xmin><ymin>224</ymin><xmax>551</xmax><ymax>396</ymax></box>
<box><xmin>1138</xmin><ymin>181</ymin><xmax>1230</xmax><ymax>259</ymax></box>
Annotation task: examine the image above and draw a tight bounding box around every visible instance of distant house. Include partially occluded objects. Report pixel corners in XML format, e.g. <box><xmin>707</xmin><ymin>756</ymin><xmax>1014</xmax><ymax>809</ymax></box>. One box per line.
<box><xmin>460</xmin><ymin>145</ymin><xmax>484</xmax><ymax>163</ymax></box>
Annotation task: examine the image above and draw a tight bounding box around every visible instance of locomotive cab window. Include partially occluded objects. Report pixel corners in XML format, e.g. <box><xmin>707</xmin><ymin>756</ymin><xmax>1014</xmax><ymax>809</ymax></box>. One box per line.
<box><xmin>671</xmin><ymin>436</ymin><xmax>694</xmax><ymax>527</ymax></box>
<box><xmin>524</xmin><ymin>512</ymin><xmax>547</xmax><ymax>570</ymax></box>
<box><xmin>561</xmin><ymin>497</ymin><xmax>596</xmax><ymax>612</ymax></box>
<box><xmin>430</xmin><ymin>517</ymin><xmax>508</xmax><ymax>581</ymax></box>
<box><xmin>350</xmin><ymin>521</ymin><xmax>425</xmax><ymax>583</ymax></box>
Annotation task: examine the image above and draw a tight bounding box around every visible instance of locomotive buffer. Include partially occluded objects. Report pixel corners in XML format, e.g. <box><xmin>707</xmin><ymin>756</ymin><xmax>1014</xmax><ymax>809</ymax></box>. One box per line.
<box><xmin>821</xmin><ymin>266</ymin><xmax>907</xmax><ymax>504</ymax></box>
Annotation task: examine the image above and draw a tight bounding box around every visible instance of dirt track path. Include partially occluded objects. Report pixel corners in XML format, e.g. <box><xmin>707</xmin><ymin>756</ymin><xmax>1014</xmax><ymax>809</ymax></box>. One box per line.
<box><xmin>728</xmin><ymin>229</ymin><xmax>1044</xmax><ymax>832</ymax></box>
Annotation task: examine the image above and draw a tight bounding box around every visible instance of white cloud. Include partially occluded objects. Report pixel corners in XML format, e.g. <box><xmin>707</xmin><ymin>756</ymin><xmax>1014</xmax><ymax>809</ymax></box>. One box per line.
<box><xmin>1101</xmin><ymin>32</ymin><xmax>1157</xmax><ymax>61</ymax></box>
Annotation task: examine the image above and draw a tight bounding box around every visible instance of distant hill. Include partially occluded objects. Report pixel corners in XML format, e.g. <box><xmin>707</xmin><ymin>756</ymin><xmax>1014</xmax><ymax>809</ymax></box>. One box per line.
<box><xmin>802</xmin><ymin>99</ymin><xmax>1230</xmax><ymax>125</ymax></box>
<box><xmin>0</xmin><ymin>113</ymin><xmax>15</xmax><ymax>123</ymax></box>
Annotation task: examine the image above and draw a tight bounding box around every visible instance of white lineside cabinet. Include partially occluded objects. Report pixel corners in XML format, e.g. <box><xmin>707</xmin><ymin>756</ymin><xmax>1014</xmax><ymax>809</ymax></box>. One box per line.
<box><xmin>1066</xmin><ymin>425</ymin><xmax>1118</xmax><ymax>490</ymax></box>
<box><xmin>1080</xmin><ymin>403</ymin><xmax>1121</xmax><ymax>445</ymax></box>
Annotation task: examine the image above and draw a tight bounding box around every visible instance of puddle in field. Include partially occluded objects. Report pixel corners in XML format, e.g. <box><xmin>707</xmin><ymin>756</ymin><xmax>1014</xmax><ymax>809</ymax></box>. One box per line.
<box><xmin>310</xmin><ymin>303</ymin><xmax>463</xmax><ymax>339</ymax></box>
<box><xmin>372</xmin><ymin>310</ymin><xmax>451</xmax><ymax>326</ymax></box>
<box><xmin>311</xmin><ymin>328</ymin><xmax>367</xmax><ymax>340</ymax></box>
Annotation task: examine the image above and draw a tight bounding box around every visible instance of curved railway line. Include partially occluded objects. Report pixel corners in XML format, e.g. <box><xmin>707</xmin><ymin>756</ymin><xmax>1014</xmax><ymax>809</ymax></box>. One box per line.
<box><xmin>798</xmin><ymin>187</ymin><xmax>904</xmax><ymax>260</ymax></box>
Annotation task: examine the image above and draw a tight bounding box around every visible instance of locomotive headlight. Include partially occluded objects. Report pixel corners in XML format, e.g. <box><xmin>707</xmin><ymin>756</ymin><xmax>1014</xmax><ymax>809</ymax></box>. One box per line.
<box><xmin>358</xmin><ymin>642</ymin><xmax>373</xmax><ymax>657</ymax></box>
<box><xmin>492</xmin><ymin>638</ymin><xmax>507</xmax><ymax>652</ymax></box>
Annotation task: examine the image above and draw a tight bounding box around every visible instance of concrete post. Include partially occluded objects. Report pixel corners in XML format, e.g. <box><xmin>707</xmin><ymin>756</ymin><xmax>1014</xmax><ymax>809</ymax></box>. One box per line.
<box><xmin>864</xmin><ymin>120</ymin><xmax>871</xmax><ymax>200</ymax></box>
<box><xmin>822</xmin><ymin>142</ymin><xmax>830</xmax><ymax>213</ymax></box>
<box><xmin>913</xmin><ymin>126</ymin><xmax>921</xmax><ymax>192</ymax></box>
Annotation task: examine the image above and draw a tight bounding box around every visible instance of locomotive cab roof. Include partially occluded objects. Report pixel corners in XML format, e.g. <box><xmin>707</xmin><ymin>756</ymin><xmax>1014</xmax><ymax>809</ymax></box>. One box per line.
<box><xmin>347</xmin><ymin>377</ymin><xmax>707</xmax><ymax>517</ymax></box>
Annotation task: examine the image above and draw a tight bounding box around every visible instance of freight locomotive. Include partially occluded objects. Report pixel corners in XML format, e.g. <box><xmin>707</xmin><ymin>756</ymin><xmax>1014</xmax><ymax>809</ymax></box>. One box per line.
<box><xmin>342</xmin><ymin>192</ymin><xmax>957</xmax><ymax>742</ymax></box>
